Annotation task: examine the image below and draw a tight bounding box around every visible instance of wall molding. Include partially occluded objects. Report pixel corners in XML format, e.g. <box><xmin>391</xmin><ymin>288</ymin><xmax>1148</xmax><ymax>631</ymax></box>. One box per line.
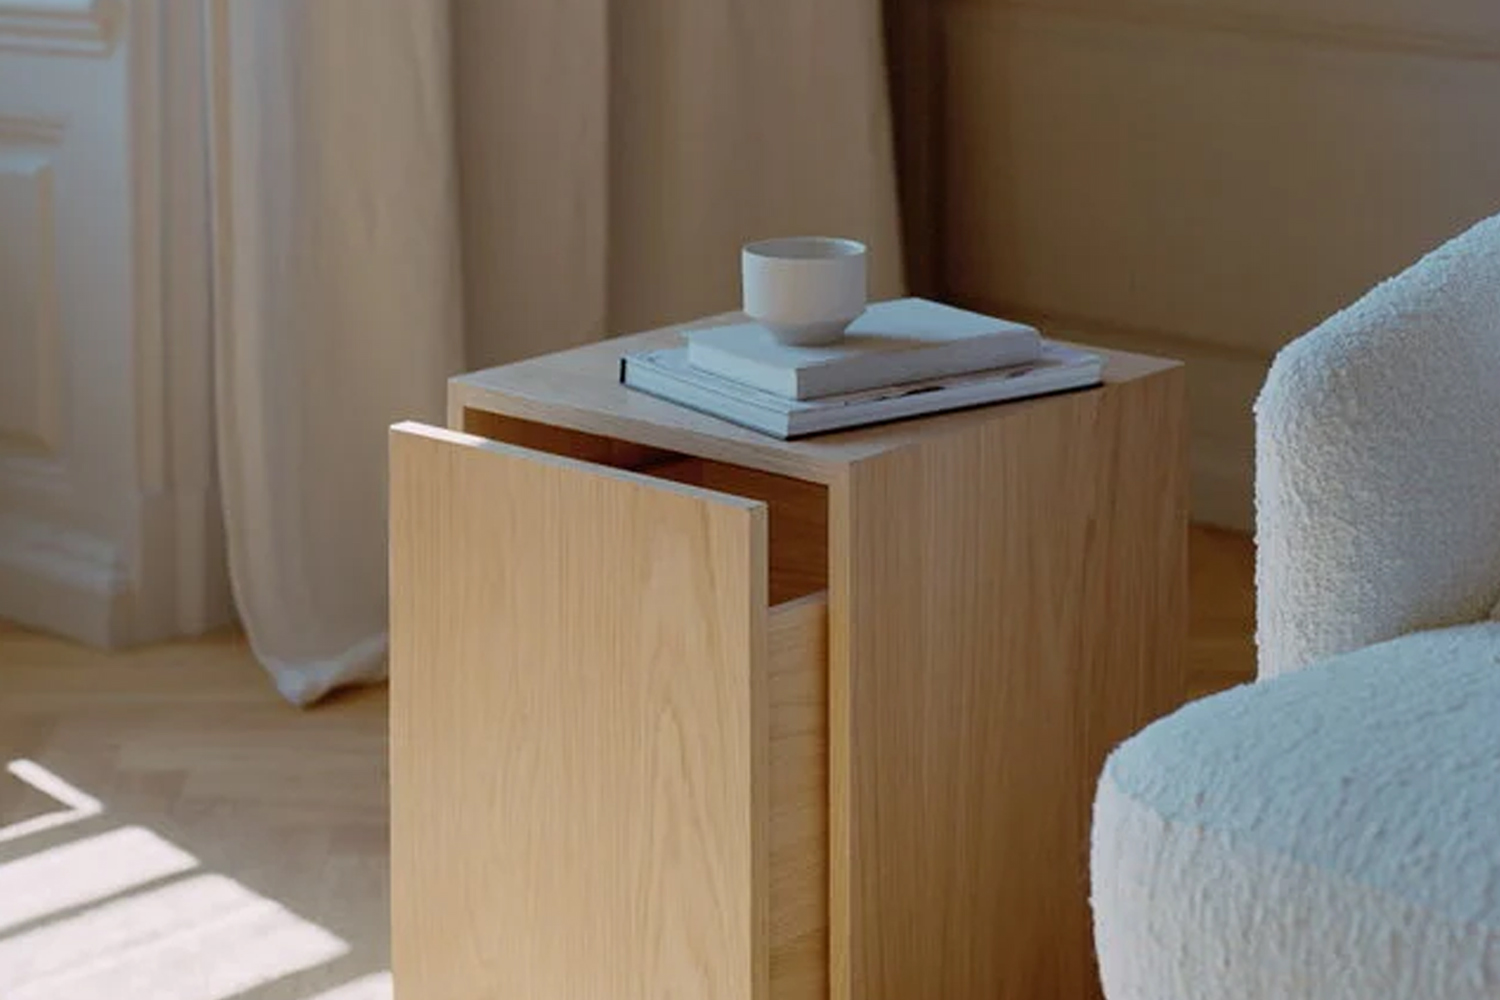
<box><xmin>0</xmin><ymin>0</ymin><xmax>120</xmax><ymax>57</ymax></box>
<box><xmin>956</xmin><ymin>0</ymin><xmax>1500</xmax><ymax>65</ymax></box>
<box><xmin>0</xmin><ymin>514</ymin><xmax>129</xmax><ymax>647</ymax></box>
<box><xmin>0</xmin><ymin>112</ymin><xmax>65</xmax><ymax>146</ymax></box>
<box><xmin>0</xmin><ymin>453</ymin><xmax>69</xmax><ymax>506</ymax></box>
<box><xmin>0</xmin><ymin>117</ymin><xmax>62</xmax><ymax>458</ymax></box>
<box><xmin>0</xmin><ymin>0</ymin><xmax>232</xmax><ymax>646</ymax></box>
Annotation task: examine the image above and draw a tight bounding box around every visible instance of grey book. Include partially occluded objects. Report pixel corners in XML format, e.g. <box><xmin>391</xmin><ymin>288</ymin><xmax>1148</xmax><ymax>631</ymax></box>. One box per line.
<box><xmin>621</xmin><ymin>341</ymin><xmax>1103</xmax><ymax>439</ymax></box>
<box><xmin>683</xmin><ymin>297</ymin><xmax>1043</xmax><ymax>400</ymax></box>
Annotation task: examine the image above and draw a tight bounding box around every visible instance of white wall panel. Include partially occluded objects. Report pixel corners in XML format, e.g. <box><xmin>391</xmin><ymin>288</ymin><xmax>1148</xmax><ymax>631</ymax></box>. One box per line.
<box><xmin>0</xmin><ymin>0</ymin><xmax>231</xmax><ymax>644</ymax></box>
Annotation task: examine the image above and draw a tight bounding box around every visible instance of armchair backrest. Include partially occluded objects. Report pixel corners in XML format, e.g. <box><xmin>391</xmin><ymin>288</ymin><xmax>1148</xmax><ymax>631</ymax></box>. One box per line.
<box><xmin>1254</xmin><ymin>211</ymin><xmax>1500</xmax><ymax>679</ymax></box>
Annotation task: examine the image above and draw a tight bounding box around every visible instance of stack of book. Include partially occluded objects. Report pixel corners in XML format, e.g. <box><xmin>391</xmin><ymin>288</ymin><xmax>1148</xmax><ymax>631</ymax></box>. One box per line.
<box><xmin>619</xmin><ymin>297</ymin><xmax>1104</xmax><ymax>439</ymax></box>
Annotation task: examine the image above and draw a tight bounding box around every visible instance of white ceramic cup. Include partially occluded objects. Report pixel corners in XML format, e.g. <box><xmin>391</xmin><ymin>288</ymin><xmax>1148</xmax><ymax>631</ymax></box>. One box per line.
<box><xmin>742</xmin><ymin>237</ymin><xmax>867</xmax><ymax>346</ymax></box>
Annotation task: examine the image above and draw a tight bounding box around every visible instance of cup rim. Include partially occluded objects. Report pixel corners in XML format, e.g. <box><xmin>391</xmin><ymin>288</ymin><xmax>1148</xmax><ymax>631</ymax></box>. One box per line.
<box><xmin>743</xmin><ymin>236</ymin><xmax>867</xmax><ymax>261</ymax></box>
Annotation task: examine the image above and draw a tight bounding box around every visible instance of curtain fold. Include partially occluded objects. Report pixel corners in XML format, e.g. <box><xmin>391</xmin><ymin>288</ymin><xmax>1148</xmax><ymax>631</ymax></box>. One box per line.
<box><xmin>207</xmin><ymin>0</ymin><xmax>464</xmax><ymax>705</ymax></box>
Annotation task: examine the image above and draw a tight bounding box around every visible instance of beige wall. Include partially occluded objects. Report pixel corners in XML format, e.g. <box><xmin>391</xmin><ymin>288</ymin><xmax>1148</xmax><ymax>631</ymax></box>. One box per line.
<box><xmin>934</xmin><ymin>0</ymin><xmax>1500</xmax><ymax>528</ymax></box>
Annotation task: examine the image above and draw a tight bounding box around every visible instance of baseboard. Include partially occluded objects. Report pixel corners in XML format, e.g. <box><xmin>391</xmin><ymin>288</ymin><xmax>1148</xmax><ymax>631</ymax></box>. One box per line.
<box><xmin>0</xmin><ymin>516</ymin><xmax>131</xmax><ymax>647</ymax></box>
<box><xmin>132</xmin><ymin>487</ymin><xmax>236</xmax><ymax>643</ymax></box>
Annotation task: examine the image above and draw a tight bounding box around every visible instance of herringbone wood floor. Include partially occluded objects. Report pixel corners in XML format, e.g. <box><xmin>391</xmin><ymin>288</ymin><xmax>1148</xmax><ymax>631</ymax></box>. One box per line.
<box><xmin>0</xmin><ymin>625</ymin><xmax>391</xmax><ymax>999</ymax></box>
<box><xmin>0</xmin><ymin>526</ymin><xmax>1255</xmax><ymax>1000</ymax></box>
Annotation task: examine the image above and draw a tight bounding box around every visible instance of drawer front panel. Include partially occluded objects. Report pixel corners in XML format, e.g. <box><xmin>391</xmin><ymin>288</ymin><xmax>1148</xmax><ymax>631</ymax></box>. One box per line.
<box><xmin>390</xmin><ymin>422</ymin><xmax>770</xmax><ymax>1000</ymax></box>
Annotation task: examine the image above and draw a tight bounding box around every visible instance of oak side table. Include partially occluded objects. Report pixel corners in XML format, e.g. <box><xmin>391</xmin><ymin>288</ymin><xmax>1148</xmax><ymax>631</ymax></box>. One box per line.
<box><xmin>388</xmin><ymin>309</ymin><xmax>1187</xmax><ymax>1000</ymax></box>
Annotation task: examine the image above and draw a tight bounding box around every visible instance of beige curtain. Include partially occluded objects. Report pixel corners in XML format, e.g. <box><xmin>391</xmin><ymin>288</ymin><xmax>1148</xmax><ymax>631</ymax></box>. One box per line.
<box><xmin>209</xmin><ymin>0</ymin><xmax>464</xmax><ymax>705</ymax></box>
<box><xmin>208</xmin><ymin>0</ymin><xmax>902</xmax><ymax>705</ymax></box>
<box><xmin>452</xmin><ymin>0</ymin><xmax>905</xmax><ymax>367</ymax></box>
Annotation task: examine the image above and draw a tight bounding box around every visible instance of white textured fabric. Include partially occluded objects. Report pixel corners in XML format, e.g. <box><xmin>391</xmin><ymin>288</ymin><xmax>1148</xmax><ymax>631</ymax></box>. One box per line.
<box><xmin>208</xmin><ymin>0</ymin><xmax>463</xmax><ymax>705</ymax></box>
<box><xmin>1255</xmin><ymin>213</ymin><xmax>1500</xmax><ymax>679</ymax></box>
<box><xmin>1092</xmin><ymin>623</ymin><xmax>1500</xmax><ymax>1000</ymax></box>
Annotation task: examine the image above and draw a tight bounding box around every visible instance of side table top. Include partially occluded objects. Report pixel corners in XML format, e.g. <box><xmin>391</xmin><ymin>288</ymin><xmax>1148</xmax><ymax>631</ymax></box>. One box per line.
<box><xmin>449</xmin><ymin>308</ymin><xmax>1181</xmax><ymax>484</ymax></box>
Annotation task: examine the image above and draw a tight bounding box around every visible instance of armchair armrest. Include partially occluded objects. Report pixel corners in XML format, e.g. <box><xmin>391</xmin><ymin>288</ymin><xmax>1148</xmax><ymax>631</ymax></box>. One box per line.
<box><xmin>1254</xmin><ymin>214</ymin><xmax>1500</xmax><ymax>679</ymax></box>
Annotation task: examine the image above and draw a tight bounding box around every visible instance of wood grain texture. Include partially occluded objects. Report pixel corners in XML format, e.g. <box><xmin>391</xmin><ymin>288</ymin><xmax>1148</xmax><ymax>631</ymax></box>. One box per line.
<box><xmin>458</xmin><ymin>408</ymin><xmax>679</xmax><ymax>471</ymax></box>
<box><xmin>447</xmin><ymin>410</ymin><xmax>833</xmax><ymax>606</ymax></box>
<box><xmin>389</xmin><ymin>422</ymin><xmax>769</xmax><ymax>1000</ymax></box>
<box><xmin>828</xmin><ymin>363</ymin><xmax>1188</xmax><ymax>1000</ymax></box>
<box><xmin>649</xmin><ymin>458</ymin><xmax>830</xmax><ymax>606</ymax></box>
<box><xmin>437</xmin><ymin>323</ymin><xmax>1187</xmax><ymax>998</ymax></box>
<box><xmin>448</xmin><ymin>308</ymin><xmax>1182</xmax><ymax>486</ymax></box>
<box><xmin>767</xmin><ymin>593</ymin><xmax>830</xmax><ymax>1000</ymax></box>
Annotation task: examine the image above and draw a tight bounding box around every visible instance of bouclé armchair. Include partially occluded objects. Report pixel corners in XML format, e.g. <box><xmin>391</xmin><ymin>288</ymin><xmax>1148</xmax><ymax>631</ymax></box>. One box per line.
<box><xmin>1089</xmin><ymin>213</ymin><xmax>1500</xmax><ymax>999</ymax></box>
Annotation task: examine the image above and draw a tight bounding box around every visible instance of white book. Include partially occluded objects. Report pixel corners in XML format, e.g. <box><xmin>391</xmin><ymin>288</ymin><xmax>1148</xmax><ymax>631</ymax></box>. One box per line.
<box><xmin>683</xmin><ymin>297</ymin><xmax>1042</xmax><ymax>400</ymax></box>
<box><xmin>621</xmin><ymin>341</ymin><xmax>1103</xmax><ymax>439</ymax></box>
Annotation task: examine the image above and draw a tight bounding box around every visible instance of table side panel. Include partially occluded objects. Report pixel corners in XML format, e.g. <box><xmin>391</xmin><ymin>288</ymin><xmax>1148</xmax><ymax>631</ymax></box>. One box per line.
<box><xmin>828</xmin><ymin>366</ymin><xmax>1188</xmax><ymax>1000</ymax></box>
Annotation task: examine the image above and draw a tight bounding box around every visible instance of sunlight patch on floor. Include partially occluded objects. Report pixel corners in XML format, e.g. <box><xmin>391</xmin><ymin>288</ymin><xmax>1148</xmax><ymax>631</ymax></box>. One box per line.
<box><xmin>300</xmin><ymin>971</ymin><xmax>393</xmax><ymax>999</ymax></box>
<box><xmin>0</xmin><ymin>759</ymin><xmax>104</xmax><ymax>844</ymax></box>
<box><xmin>0</xmin><ymin>872</ymin><xmax>350</xmax><ymax>1000</ymax></box>
<box><xmin>0</xmin><ymin>826</ymin><xmax>197</xmax><ymax>932</ymax></box>
<box><xmin>0</xmin><ymin>759</ymin><xmax>373</xmax><ymax>1000</ymax></box>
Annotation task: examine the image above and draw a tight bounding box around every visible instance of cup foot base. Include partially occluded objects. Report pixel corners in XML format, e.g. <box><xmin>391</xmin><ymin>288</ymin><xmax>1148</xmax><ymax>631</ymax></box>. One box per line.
<box><xmin>756</xmin><ymin>315</ymin><xmax>861</xmax><ymax>347</ymax></box>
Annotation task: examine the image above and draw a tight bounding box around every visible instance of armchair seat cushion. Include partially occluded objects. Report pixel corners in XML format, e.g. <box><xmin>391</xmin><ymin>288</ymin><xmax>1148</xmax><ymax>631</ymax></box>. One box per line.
<box><xmin>1091</xmin><ymin>622</ymin><xmax>1500</xmax><ymax>1000</ymax></box>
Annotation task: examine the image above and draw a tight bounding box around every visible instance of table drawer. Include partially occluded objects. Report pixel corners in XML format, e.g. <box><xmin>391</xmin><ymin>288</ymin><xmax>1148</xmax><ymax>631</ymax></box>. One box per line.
<box><xmin>390</xmin><ymin>419</ymin><xmax>829</xmax><ymax>1000</ymax></box>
